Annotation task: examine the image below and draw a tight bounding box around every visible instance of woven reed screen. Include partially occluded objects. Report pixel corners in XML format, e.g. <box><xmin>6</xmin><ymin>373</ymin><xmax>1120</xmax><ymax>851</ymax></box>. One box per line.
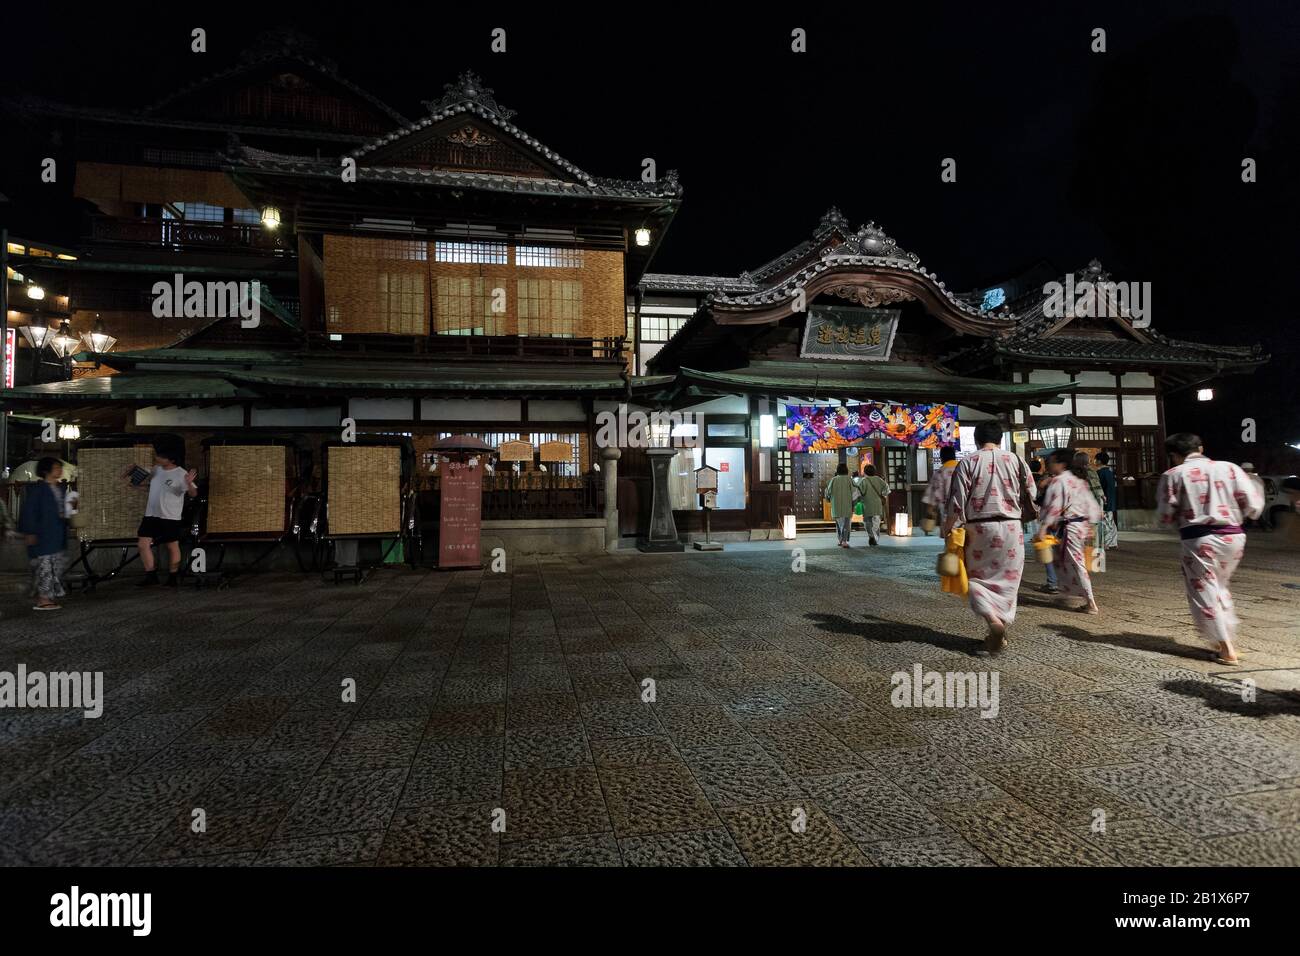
<box><xmin>74</xmin><ymin>162</ymin><xmax>248</xmax><ymax>208</ymax></box>
<box><xmin>325</xmin><ymin>235</ymin><xmax>429</xmax><ymax>335</ymax></box>
<box><xmin>323</xmin><ymin>237</ymin><xmax>624</xmax><ymax>339</ymax></box>
<box><xmin>327</xmin><ymin>445</ymin><xmax>401</xmax><ymax>535</ymax></box>
<box><xmin>207</xmin><ymin>445</ymin><xmax>287</xmax><ymax>535</ymax></box>
<box><xmin>77</xmin><ymin>446</ymin><xmax>156</xmax><ymax>541</ymax></box>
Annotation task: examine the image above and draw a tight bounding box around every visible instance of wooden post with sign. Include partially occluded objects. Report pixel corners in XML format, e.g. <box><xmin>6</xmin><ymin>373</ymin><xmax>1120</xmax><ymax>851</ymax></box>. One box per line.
<box><xmin>693</xmin><ymin>464</ymin><xmax>722</xmax><ymax>551</ymax></box>
<box><xmin>431</xmin><ymin>435</ymin><xmax>493</xmax><ymax>570</ymax></box>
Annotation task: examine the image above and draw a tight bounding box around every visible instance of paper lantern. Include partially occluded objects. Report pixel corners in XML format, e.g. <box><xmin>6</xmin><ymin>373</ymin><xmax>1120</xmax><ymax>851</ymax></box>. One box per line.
<box><xmin>893</xmin><ymin>512</ymin><xmax>911</xmax><ymax>536</ymax></box>
<box><xmin>783</xmin><ymin>514</ymin><xmax>797</xmax><ymax>540</ymax></box>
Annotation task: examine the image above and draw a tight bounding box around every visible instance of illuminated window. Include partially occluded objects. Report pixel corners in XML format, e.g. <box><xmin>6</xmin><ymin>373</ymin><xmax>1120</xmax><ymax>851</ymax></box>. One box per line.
<box><xmin>640</xmin><ymin>314</ymin><xmax>687</xmax><ymax>343</ymax></box>
<box><xmin>435</xmin><ymin>240</ymin><xmax>507</xmax><ymax>264</ymax></box>
<box><xmin>515</xmin><ymin>245</ymin><xmax>583</xmax><ymax>268</ymax></box>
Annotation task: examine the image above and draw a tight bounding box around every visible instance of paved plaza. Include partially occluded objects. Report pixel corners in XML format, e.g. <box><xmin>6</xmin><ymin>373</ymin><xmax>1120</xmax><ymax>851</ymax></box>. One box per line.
<box><xmin>2</xmin><ymin>532</ymin><xmax>1299</xmax><ymax>867</ymax></box>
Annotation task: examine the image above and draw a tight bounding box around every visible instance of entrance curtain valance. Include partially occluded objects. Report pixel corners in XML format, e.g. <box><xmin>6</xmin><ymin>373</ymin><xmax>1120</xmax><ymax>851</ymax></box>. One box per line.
<box><xmin>786</xmin><ymin>402</ymin><xmax>958</xmax><ymax>452</ymax></box>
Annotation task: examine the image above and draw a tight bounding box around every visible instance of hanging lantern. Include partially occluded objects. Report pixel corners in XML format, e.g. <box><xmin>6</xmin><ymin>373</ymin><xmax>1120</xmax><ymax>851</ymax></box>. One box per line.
<box><xmin>634</xmin><ymin>227</ymin><xmax>651</xmax><ymax>247</ymax></box>
<box><xmin>81</xmin><ymin>316</ymin><xmax>117</xmax><ymax>357</ymax></box>
<box><xmin>26</xmin><ymin>283</ymin><xmax>45</xmax><ymax>301</ymax></box>
<box><xmin>57</xmin><ymin>424</ymin><xmax>81</xmax><ymax>441</ymax></box>
<box><xmin>261</xmin><ymin>205</ymin><xmax>282</xmax><ymax>229</ymax></box>
<box><xmin>49</xmin><ymin>321</ymin><xmax>79</xmax><ymax>359</ymax></box>
<box><xmin>19</xmin><ymin>314</ymin><xmax>51</xmax><ymax>350</ymax></box>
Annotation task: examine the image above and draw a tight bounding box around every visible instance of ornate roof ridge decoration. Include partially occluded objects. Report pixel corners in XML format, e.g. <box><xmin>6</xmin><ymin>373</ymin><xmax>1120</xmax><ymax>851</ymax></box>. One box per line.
<box><xmin>707</xmin><ymin>216</ymin><xmax>997</xmax><ymax>322</ymax></box>
<box><xmin>749</xmin><ymin>208</ymin><xmax>850</xmax><ymax>282</ymax></box>
<box><xmin>345</xmin><ymin>80</ymin><xmax>683</xmax><ymax>198</ymax></box>
<box><xmin>144</xmin><ymin>30</ymin><xmax>408</xmax><ymax>126</ymax></box>
<box><xmin>421</xmin><ymin>71</ymin><xmax>515</xmax><ymax>122</ymax></box>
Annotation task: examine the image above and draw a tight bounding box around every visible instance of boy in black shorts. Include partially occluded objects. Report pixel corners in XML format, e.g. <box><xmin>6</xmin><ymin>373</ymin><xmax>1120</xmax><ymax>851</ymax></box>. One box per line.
<box><xmin>123</xmin><ymin>441</ymin><xmax>198</xmax><ymax>587</ymax></box>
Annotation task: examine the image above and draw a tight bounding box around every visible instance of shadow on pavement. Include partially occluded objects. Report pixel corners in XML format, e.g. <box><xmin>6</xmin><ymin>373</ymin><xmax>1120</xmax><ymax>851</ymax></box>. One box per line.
<box><xmin>1043</xmin><ymin>622</ymin><xmax>1209</xmax><ymax>662</ymax></box>
<box><xmin>804</xmin><ymin>612</ymin><xmax>983</xmax><ymax>656</ymax></box>
<box><xmin>1162</xmin><ymin>677</ymin><xmax>1300</xmax><ymax>718</ymax></box>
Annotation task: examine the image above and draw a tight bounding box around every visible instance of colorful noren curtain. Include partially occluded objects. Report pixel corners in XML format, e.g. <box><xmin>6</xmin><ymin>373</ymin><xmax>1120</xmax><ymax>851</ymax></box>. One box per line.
<box><xmin>785</xmin><ymin>403</ymin><xmax>958</xmax><ymax>451</ymax></box>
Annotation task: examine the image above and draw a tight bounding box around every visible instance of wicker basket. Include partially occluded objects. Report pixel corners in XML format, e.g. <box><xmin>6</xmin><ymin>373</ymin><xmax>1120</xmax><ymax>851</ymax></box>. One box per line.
<box><xmin>76</xmin><ymin>445</ymin><xmax>155</xmax><ymax>541</ymax></box>
<box><xmin>207</xmin><ymin>445</ymin><xmax>287</xmax><ymax>535</ymax></box>
<box><xmin>327</xmin><ymin>445</ymin><xmax>401</xmax><ymax>536</ymax></box>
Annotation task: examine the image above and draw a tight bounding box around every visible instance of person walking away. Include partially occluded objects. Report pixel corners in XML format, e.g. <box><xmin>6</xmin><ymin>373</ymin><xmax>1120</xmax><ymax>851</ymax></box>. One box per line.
<box><xmin>922</xmin><ymin>445</ymin><xmax>958</xmax><ymax>531</ymax></box>
<box><xmin>824</xmin><ymin>464</ymin><xmax>858</xmax><ymax>548</ymax></box>
<box><xmin>1027</xmin><ymin>457</ymin><xmax>1060</xmax><ymax>594</ymax></box>
<box><xmin>1239</xmin><ymin>463</ymin><xmax>1270</xmax><ymax>531</ymax></box>
<box><xmin>1096</xmin><ymin>451</ymin><xmax>1120</xmax><ymax>548</ymax></box>
<box><xmin>943</xmin><ymin>421</ymin><xmax>1037</xmax><ymax>654</ymax></box>
<box><xmin>1035</xmin><ymin>449</ymin><xmax>1103</xmax><ymax>614</ymax></box>
<box><xmin>857</xmin><ymin>464</ymin><xmax>891</xmax><ymax>546</ymax></box>
<box><xmin>18</xmin><ymin>457</ymin><xmax>68</xmax><ymax>611</ymax></box>
<box><xmin>124</xmin><ymin>441</ymin><xmax>199</xmax><ymax>587</ymax></box>
<box><xmin>1156</xmin><ymin>433</ymin><xmax>1264</xmax><ymax>665</ymax></box>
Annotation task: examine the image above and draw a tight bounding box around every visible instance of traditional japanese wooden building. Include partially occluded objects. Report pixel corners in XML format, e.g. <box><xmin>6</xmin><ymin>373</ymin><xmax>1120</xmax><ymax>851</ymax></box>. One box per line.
<box><xmin>625</xmin><ymin>209</ymin><xmax>1266</xmax><ymax>538</ymax></box>
<box><xmin>1</xmin><ymin>35</ymin><xmax>1267</xmax><ymax>556</ymax></box>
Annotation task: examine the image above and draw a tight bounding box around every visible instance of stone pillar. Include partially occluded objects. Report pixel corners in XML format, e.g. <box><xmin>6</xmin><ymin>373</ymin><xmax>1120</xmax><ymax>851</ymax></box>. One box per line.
<box><xmin>638</xmin><ymin>446</ymin><xmax>684</xmax><ymax>552</ymax></box>
<box><xmin>601</xmin><ymin>446</ymin><xmax>621</xmax><ymax>552</ymax></box>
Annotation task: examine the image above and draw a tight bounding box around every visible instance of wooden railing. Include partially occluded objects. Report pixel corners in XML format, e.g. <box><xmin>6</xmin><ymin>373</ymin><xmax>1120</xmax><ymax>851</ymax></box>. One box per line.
<box><xmin>87</xmin><ymin>216</ymin><xmax>290</xmax><ymax>255</ymax></box>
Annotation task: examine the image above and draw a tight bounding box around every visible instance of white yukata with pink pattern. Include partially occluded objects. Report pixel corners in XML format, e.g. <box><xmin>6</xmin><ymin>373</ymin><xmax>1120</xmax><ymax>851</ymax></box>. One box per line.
<box><xmin>948</xmin><ymin>448</ymin><xmax>1037</xmax><ymax>628</ymax></box>
<box><xmin>1037</xmin><ymin>471</ymin><xmax>1103</xmax><ymax>601</ymax></box>
<box><xmin>922</xmin><ymin>462</ymin><xmax>958</xmax><ymax>523</ymax></box>
<box><xmin>1156</xmin><ymin>454</ymin><xmax>1264</xmax><ymax>649</ymax></box>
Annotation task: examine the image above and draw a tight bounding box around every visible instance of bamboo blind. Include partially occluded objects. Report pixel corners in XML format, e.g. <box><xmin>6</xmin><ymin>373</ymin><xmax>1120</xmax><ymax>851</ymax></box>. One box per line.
<box><xmin>327</xmin><ymin>445</ymin><xmax>401</xmax><ymax>536</ymax></box>
<box><xmin>206</xmin><ymin>445</ymin><xmax>287</xmax><ymax>535</ymax></box>
<box><xmin>323</xmin><ymin>236</ymin><xmax>624</xmax><ymax>339</ymax></box>
<box><xmin>76</xmin><ymin>446</ymin><xmax>156</xmax><ymax>541</ymax></box>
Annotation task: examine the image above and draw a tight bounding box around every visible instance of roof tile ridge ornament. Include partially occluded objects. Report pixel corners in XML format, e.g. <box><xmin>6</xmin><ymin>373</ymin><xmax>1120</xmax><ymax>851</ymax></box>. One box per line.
<box><xmin>422</xmin><ymin>71</ymin><xmax>517</xmax><ymax>122</ymax></box>
<box><xmin>818</xmin><ymin>206</ymin><xmax>849</xmax><ymax>232</ymax></box>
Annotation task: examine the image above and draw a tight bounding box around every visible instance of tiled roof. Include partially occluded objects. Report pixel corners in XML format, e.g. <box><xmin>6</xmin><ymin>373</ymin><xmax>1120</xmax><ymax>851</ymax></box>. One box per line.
<box><xmin>344</xmin><ymin>72</ymin><xmax>682</xmax><ymax>200</ymax></box>
<box><xmin>146</xmin><ymin>33</ymin><xmax>409</xmax><ymax>127</ymax></box>
<box><xmin>234</xmin><ymin>145</ymin><xmax>680</xmax><ymax>201</ymax></box>
<box><xmin>639</xmin><ymin>274</ymin><xmax>759</xmax><ymax>294</ymax></box>
<box><xmin>993</xmin><ymin>336</ymin><xmax>1266</xmax><ymax>365</ymax></box>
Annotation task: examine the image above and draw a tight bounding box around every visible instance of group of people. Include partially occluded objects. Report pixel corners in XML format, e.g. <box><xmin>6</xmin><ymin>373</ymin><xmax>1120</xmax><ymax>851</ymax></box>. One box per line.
<box><xmin>824</xmin><ymin>462</ymin><xmax>891</xmax><ymax>547</ymax></box>
<box><xmin>17</xmin><ymin>440</ymin><xmax>197</xmax><ymax>611</ymax></box>
<box><xmin>931</xmin><ymin>421</ymin><xmax>1264</xmax><ymax>663</ymax></box>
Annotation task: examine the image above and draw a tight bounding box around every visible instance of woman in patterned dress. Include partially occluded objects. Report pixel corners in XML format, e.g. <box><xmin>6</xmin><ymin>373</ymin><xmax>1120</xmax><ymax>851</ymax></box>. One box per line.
<box><xmin>1034</xmin><ymin>449</ymin><xmax>1103</xmax><ymax>615</ymax></box>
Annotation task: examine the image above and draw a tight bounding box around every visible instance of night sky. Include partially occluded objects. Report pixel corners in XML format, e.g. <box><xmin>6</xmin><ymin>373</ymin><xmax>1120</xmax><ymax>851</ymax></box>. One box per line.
<box><xmin>4</xmin><ymin>2</ymin><xmax>1298</xmax><ymax>463</ymax></box>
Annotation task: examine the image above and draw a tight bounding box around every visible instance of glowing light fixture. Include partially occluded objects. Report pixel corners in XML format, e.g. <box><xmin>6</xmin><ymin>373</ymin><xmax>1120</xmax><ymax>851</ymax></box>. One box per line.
<box><xmin>783</xmin><ymin>514</ymin><xmax>797</xmax><ymax>540</ymax></box>
<box><xmin>634</xmin><ymin>227</ymin><xmax>651</xmax><ymax>247</ymax></box>
<box><xmin>893</xmin><ymin>512</ymin><xmax>912</xmax><ymax>537</ymax></box>
<box><xmin>26</xmin><ymin>283</ymin><xmax>44</xmax><ymax>301</ymax></box>
<box><xmin>759</xmin><ymin>414</ymin><xmax>776</xmax><ymax>449</ymax></box>
<box><xmin>18</xmin><ymin>314</ymin><xmax>51</xmax><ymax>350</ymax></box>
<box><xmin>57</xmin><ymin>424</ymin><xmax>81</xmax><ymax>441</ymax></box>
<box><xmin>49</xmin><ymin>321</ymin><xmax>79</xmax><ymax>359</ymax></box>
<box><xmin>81</xmin><ymin>316</ymin><xmax>117</xmax><ymax>357</ymax></box>
<box><xmin>1197</xmin><ymin>388</ymin><xmax>1214</xmax><ymax>402</ymax></box>
<box><xmin>261</xmin><ymin>205</ymin><xmax>282</xmax><ymax>229</ymax></box>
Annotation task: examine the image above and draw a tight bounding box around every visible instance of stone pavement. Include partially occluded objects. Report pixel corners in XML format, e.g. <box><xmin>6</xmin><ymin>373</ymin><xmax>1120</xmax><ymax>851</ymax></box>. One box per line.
<box><xmin>1</xmin><ymin>532</ymin><xmax>1298</xmax><ymax>866</ymax></box>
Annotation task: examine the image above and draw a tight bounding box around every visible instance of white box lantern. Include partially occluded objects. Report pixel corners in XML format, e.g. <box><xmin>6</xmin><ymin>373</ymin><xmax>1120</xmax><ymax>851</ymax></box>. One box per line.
<box><xmin>893</xmin><ymin>512</ymin><xmax>911</xmax><ymax>537</ymax></box>
<box><xmin>783</xmin><ymin>514</ymin><xmax>798</xmax><ymax>540</ymax></box>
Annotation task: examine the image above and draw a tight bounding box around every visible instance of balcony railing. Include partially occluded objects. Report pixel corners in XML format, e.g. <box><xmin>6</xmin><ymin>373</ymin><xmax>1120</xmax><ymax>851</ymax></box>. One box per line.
<box><xmin>86</xmin><ymin>216</ymin><xmax>291</xmax><ymax>255</ymax></box>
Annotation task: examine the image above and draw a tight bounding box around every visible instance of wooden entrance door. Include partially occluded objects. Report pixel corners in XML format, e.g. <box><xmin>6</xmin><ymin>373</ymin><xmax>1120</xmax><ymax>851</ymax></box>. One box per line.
<box><xmin>792</xmin><ymin>452</ymin><xmax>840</xmax><ymax>518</ymax></box>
